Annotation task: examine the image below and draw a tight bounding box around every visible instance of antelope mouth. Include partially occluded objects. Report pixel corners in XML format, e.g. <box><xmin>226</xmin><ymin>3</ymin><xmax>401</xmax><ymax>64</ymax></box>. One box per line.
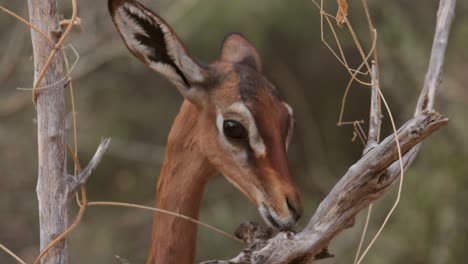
<box><xmin>259</xmin><ymin>203</ymin><xmax>297</xmax><ymax>230</ymax></box>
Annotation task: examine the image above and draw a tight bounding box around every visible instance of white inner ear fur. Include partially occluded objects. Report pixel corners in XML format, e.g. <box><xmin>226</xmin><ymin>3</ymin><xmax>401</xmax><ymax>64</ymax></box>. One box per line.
<box><xmin>115</xmin><ymin>3</ymin><xmax>204</xmax><ymax>86</ymax></box>
<box><xmin>115</xmin><ymin>5</ymin><xmax>154</xmax><ymax>59</ymax></box>
<box><xmin>283</xmin><ymin>102</ymin><xmax>294</xmax><ymax>151</ymax></box>
<box><xmin>216</xmin><ymin>102</ymin><xmax>266</xmax><ymax>158</ymax></box>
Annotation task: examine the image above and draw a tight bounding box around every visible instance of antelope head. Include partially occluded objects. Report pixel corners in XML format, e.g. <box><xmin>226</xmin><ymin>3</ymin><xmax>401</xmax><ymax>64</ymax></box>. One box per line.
<box><xmin>109</xmin><ymin>0</ymin><xmax>303</xmax><ymax>230</ymax></box>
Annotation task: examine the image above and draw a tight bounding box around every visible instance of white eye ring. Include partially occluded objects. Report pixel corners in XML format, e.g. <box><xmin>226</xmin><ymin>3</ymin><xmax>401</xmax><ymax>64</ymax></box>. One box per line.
<box><xmin>216</xmin><ymin>103</ymin><xmax>266</xmax><ymax>156</ymax></box>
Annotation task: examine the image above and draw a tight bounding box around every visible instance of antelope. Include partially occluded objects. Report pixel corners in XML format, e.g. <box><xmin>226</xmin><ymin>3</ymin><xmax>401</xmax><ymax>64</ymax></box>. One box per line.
<box><xmin>108</xmin><ymin>0</ymin><xmax>303</xmax><ymax>263</ymax></box>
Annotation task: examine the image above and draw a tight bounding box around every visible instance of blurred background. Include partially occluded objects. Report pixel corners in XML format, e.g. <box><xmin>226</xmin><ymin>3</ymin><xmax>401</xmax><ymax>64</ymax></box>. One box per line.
<box><xmin>1</xmin><ymin>0</ymin><xmax>467</xmax><ymax>263</ymax></box>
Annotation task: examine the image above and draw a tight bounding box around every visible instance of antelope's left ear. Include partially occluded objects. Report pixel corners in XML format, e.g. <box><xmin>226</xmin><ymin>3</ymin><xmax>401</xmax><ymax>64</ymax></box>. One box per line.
<box><xmin>220</xmin><ymin>33</ymin><xmax>262</xmax><ymax>72</ymax></box>
<box><xmin>108</xmin><ymin>0</ymin><xmax>208</xmax><ymax>103</ymax></box>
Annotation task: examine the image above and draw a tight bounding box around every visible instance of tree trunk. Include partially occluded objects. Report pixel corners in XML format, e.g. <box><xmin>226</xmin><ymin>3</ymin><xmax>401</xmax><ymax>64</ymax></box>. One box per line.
<box><xmin>28</xmin><ymin>1</ymin><xmax>69</xmax><ymax>263</ymax></box>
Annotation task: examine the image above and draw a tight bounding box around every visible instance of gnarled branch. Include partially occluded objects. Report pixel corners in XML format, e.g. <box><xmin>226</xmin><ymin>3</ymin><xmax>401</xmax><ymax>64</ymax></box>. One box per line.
<box><xmin>201</xmin><ymin>0</ymin><xmax>455</xmax><ymax>263</ymax></box>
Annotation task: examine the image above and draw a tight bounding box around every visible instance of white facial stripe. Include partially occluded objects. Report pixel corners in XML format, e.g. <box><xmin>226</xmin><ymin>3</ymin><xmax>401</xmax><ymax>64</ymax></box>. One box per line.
<box><xmin>215</xmin><ymin>101</ymin><xmax>267</xmax><ymax>172</ymax></box>
<box><xmin>222</xmin><ymin>102</ymin><xmax>266</xmax><ymax>156</ymax></box>
<box><xmin>216</xmin><ymin>110</ymin><xmax>248</xmax><ymax>172</ymax></box>
<box><xmin>283</xmin><ymin>103</ymin><xmax>294</xmax><ymax>150</ymax></box>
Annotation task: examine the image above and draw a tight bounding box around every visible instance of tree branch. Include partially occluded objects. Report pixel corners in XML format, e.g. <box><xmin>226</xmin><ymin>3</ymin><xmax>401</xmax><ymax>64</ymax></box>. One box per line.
<box><xmin>201</xmin><ymin>0</ymin><xmax>455</xmax><ymax>263</ymax></box>
<box><xmin>202</xmin><ymin>111</ymin><xmax>447</xmax><ymax>264</ymax></box>
<box><xmin>363</xmin><ymin>64</ymin><xmax>381</xmax><ymax>154</ymax></box>
<box><xmin>67</xmin><ymin>138</ymin><xmax>111</xmax><ymax>194</ymax></box>
<box><xmin>415</xmin><ymin>0</ymin><xmax>456</xmax><ymax>115</ymax></box>
<box><xmin>386</xmin><ymin>0</ymin><xmax>456</xmax><ymax>184</ymax></box>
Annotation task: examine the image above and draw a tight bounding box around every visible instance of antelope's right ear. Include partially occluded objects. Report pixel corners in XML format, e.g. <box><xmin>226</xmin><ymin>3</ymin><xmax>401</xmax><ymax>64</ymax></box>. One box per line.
<box><xmin>108</xmin><ymin>0</ymin><xmax>207</xmax><ymax>103</ymax></box>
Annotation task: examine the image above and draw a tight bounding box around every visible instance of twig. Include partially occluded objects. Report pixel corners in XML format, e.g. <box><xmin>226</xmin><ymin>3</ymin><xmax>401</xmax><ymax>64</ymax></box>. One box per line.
<box><xmin>17</xmin><ymin>44</ymin><xmax>80</xmax><ymax>91</ymax></box>
<box><xmin>87</xmin><ymin>201</ymin><xmax>244</xmax><ymax>243</ymax></box>
<box><xmin>415</xmin><ymin>0</ymin><xmax>455</xmax><ymax>115</ymax></box>
<box><xmin>363</xmin><ymin>64</ymin><xmax>381</xmax><ymax>154</ymax></box>
<box><xmin>352</xmin><ymin>121</ymin><xmax>366</xmax><ymax>146</ymax></box>
<box><xmin>312</xmin><ymin>0</ymin><xmax>372</xmax><ymax>84</ymax></box>
<box><xmin>337</xmin><ymin>29</ymin><xmax>377</xmax><ymax>126</ymax></box>
<box><xmin>0</xmin><ymin>5</ymin><xmax>54</xmax><ymax>46</ymax></box>
<box><xmin>319</xmin><ymin>1</ymin><xmax>373</xmax><ymax>86</ymax></box>
<box><xmin>67</xmin><ymin>138</ymin><xmax>111</xmax><ymax>193</ymax></box>
<box><xmin>361</xmin><ymin>0</ymin><xmax>379</xmax><ymax>77</ymax></box>
<box><xmin>34</xmin><ymin>138</ymin><xmax>110</xmax><ymax>263</ymax></box>
<box><xmin>0</xmin><ymin>243</ymin><xmax>27</xmax><ymax>264</ymax></box>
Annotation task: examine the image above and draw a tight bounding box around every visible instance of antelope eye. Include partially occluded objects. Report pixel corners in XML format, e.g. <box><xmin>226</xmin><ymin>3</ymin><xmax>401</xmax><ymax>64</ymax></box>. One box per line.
<box><xmin>223</xmin><ymin>120</ymin><xmax>248</xmax><ymax>140</ymax></box>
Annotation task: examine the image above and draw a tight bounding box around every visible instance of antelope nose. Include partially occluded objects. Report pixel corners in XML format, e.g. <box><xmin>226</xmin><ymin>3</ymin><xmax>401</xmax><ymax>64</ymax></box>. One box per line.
<box><xmin>286</xmin><ymin>197</ymin><xmax>303</xmax><ymax>222</ymax></box>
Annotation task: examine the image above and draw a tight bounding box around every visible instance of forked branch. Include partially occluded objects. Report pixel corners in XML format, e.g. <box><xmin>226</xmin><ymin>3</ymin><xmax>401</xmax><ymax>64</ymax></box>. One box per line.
<box><xmin>67</xmin><ymin>138</ymin><xmax>111</xmax><ymax>194</ymax></box>
<box><xmin>201</xmin><ymin>0</ymin><xmax>455</xmax><ymax>263</ymax></box>
<box><xmin>203</xmin><ymin>111</ymin><xmax>447</xmax><ymax>264</ymax></box>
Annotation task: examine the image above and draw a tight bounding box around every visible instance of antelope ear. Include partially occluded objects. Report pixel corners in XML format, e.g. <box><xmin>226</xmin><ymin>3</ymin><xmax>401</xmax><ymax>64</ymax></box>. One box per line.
<box><xmin>109</xmin><ymin>0</ymin><xmax>207</xmax><ymax>103</ymax></box>
<box><xmin>220</xmin><ymin>33</ymin><xmax>262</xmax><ymax>72</ymax></box>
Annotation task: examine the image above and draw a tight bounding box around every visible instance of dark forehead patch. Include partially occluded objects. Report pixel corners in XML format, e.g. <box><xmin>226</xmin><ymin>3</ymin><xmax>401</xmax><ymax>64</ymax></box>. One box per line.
<box><xmin>233</xmin><ymin>63</ymin><xmax>280</xmax><ymax>102</ymax></box>
<box><xmin>239</xmin><ymin>55</ymin><xmax>261</xmax><ymax>71</ymax></box>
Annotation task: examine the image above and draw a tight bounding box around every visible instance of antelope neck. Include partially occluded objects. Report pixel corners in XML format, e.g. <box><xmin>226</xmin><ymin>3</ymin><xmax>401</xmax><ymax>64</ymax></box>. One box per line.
<box><xmin>147</xmin><ymin>101</ymin><xmax>216</xmax><ymax>264</ymax></box>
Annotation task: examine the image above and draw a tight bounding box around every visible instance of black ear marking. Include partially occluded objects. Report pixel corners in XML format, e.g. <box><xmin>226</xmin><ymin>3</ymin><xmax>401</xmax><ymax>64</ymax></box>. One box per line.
<box><xmin>122</xmin><ymin>6</ymin><xmax>191</xmax><ymax>87</ymax></box>
<box><xmin>109</xmin><ymin>0</ymin><xmax>209</xmax><ymax>104</ymax></box>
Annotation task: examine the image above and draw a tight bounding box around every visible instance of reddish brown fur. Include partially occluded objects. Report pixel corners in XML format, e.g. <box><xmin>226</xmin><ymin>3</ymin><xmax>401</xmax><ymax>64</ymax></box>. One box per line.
<box><xmin>148</xmin><ymin>64</ymin><xmax>302</xmax><ymax>263</ymax></box>
<box><xmin>148</xmin><ymin>101</ymin><xmax>216</xmax><ymax>264</ymax></box>
<box><xmin>108</xmin><ymin>1</ymin><xmax>302</xmax><ymax>262</ymax></box>
<box><xmin>247</xmin><ymin>87</ymin><xmax>302</xmax><ymax>219</ymax></box>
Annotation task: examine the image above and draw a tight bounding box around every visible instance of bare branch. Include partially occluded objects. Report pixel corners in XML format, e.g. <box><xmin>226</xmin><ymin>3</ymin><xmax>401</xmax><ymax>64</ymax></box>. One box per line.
<box><xmin>415</xmin><ymin>0</ymin><xmax>456</xmax><ymax>115</ymax></box>
<box><xmin>363</xmin><ymin>64</ymin><xmax>381</xmax><ymax>154</ymax></box>
<box><xmin>67</xmin><ymin>138</ymin><xmax>111</xmax><ymax>193</ymax></box>
<box><xmin>386</xmin><ymin>0</ymin><xmax>456</xmax><ymax>197</ymax></box>
<box><xmin>0</xmin><ymin>5</ymin><xmax>54</xmax><ymax>46</ymax></box>
<box><xmin>367</xmin><ymin>0</ymin><xmax>456</xmax><ymax>213</ymax></box>
<box><xmin>203</xmin><ymin>111</ymin><xmax>447</xmax><ymax>264</ymax></box>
